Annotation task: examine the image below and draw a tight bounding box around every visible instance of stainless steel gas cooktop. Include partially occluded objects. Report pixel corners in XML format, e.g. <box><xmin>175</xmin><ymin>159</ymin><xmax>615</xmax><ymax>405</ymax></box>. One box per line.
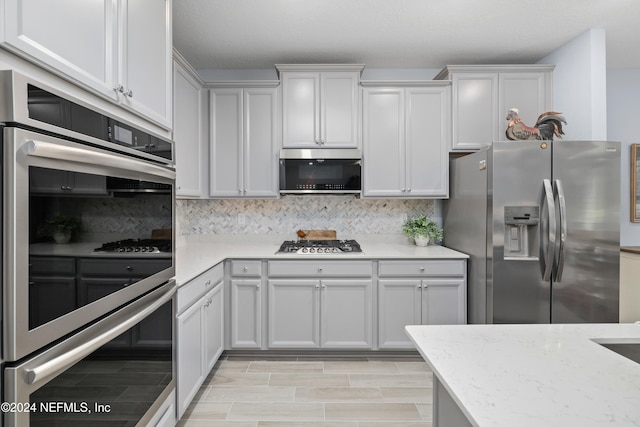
<box><xmin>94</xmin><ymin>239</ymin><xmax>172</xmax><ymax>253</ymax></box>
<box><xmin>277</xmin><ymin>239</ymin><xmax>362</xmax><ymax>254</ymax></box>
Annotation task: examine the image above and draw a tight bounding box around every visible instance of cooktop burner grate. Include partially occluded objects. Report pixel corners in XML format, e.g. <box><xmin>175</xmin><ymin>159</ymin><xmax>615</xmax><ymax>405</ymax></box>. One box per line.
<box><xmin>94</xmin><ymin>239</ymin><xmax>172</xmax><ymax>253</ymax></box>
<box><xmin>277</xmin><ymin>239</ymin><xmax>362</xmax><ymax>254</ymax></box>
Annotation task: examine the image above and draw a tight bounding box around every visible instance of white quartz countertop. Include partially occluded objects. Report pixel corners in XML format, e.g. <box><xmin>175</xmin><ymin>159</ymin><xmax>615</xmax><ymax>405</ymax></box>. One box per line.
<box><xmin>405</xmin><ymin>323</ymin><xmax>640</xmax><ymax>427</ymax></box>
<box><xmin>176</xmin><ymin>234</ymin><xmax>468</xmax><ymax>285</ymax></box>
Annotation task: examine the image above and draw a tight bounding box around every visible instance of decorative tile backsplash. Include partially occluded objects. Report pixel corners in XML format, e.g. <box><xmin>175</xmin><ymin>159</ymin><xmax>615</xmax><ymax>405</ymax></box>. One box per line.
<box><xmin>176</xmin><ymin>195</ymin><xmax>440</xmax><ymax>236</ymax></box>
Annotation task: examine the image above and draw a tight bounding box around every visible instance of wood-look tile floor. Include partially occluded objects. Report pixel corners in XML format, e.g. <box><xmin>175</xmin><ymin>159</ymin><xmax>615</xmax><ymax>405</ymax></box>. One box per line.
<box><xmin>177</xmin><ymin>355</ymin><xmax>433</xmax><ymax>427</ymax></box>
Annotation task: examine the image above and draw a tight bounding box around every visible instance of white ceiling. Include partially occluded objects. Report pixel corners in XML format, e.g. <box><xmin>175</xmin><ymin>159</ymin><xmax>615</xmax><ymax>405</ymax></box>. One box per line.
<box><xmin>173</xmin><ymin>0</ymin><xmax>640</xmax><ymax>72</ymax></box>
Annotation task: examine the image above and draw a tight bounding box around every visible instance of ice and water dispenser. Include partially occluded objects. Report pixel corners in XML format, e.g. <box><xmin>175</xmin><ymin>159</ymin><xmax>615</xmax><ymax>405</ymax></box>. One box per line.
<box><xmin>503</xmin><ymin>206</ymin><xmax>539</xmax><ymax>259</ymax></box>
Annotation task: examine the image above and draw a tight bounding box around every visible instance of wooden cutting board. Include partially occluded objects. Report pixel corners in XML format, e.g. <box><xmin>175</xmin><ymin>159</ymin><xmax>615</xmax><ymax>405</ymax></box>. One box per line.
<box><xmin>297</xmin><ymin>229</ymin><xmax>337</xmax><ymax>240</ymax></box>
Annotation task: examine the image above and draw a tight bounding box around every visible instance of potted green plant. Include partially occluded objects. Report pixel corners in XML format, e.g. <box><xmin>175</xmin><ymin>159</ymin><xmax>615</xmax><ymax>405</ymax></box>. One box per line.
<box><xmin>402</xmin><ymin>214</ymin><xmax>443</xmax><ymax>246</ymax></box>
<box><xmin>37</xmin><ymin>215</ymin><xmax>82</xmax><ymax>244</ymax></box>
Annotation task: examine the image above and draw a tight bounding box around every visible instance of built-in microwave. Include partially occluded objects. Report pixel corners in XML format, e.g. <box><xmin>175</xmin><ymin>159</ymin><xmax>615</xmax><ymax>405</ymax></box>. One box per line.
<box><xmin>279</xmin><ymin>149</ymin><xmax>362</xmax><ymax>194</ymax></box>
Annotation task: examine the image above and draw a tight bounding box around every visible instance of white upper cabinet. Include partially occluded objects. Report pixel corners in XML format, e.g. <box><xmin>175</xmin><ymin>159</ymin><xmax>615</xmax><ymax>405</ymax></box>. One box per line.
<box><xmin>118</xmin><ymin>0</ymin><xmax>172</xmax><ymax>128</ymax></box>
<box><xmin>209</xmin><ymin>86</ymin><xmax>279</xmax><ymax>198</ymax></box>
<box><xmin>173</xmin><ymin>55</ymin><xmax>204</xmax><ymax>198</ymax></box>
<box><xmin>362</xmin><ymin>82</ymin><xmax>451</xmax><ymax>198</ymax></box>
<box><xmin>0</xmin><ymin>0</ymin><xmax>172</xmax><ymax>129</ymax></box>
<box><xmin>435</xmin><ymin>65</ymin><xmax>553</xmax><ymax>151</ymax></box>
<box><xmin>277</xmin><ymin>64</ymin><xmax>363</xmax><ymax>149</ymax></box>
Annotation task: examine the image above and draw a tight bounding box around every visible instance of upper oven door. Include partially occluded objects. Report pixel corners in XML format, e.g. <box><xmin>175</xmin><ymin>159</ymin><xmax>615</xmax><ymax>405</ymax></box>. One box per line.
<box><xmin>3</xmin><ymin>127</ymin><xmax>175</xmax><ymax>362</ymax></box>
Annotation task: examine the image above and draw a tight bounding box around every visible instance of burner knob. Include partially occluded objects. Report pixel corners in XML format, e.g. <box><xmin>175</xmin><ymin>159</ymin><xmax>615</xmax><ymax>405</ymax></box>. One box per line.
<box><xmin>309</xmin><ymin>248</ymin><xmax>316</xmax><ymax>253</ymax></box>
<box><xmin>302</xmin><ymin>248</ymin><xmax>308</xmax><ymax>253</ymax></box>
<box><xmin>332</xmin><ymin>248</ymin><xmax>339</xmax><ymax>252</ymax></box>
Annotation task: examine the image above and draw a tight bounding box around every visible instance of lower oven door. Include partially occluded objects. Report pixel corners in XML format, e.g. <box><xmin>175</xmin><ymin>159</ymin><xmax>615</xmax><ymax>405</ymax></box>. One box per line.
<box><xmin>3</xmin><ymin>281</ymin><xmax>175</xmax><ymax>427</ymax></box>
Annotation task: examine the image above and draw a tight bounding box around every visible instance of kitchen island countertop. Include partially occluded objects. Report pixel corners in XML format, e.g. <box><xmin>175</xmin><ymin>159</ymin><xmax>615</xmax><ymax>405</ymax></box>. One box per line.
<box><xmin>405</xmin><ymin>323</ymin><xmax>640</xmax><ymax>427</ymax></box>
<box><xmin>176</xmin><ymin>234</ymin><xmax>468</xmax><ymax>285</ymax></box>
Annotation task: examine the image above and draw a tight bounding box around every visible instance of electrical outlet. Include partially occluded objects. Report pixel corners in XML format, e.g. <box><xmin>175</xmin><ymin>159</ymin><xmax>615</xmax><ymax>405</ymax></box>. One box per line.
<box><xmin>237</xmin><ymin>213</ymin><xmax>246</xmax><ymax>225</ymax></box>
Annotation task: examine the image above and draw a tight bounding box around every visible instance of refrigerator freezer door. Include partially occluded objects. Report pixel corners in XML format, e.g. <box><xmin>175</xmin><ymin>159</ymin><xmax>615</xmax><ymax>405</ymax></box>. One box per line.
<box><xmin>491</xmin><ymin>142</ymin><xmax>551</xmax><ymax>324</ymax></box>
<box><xmin>551</xmin><ymin>141</ymin><xmax>620</xmax><ymax>323</ymax></box>
<box><xmin>443</xmin><ymin>150</ymin><xmax>490</xmax><ymax>324</ymax></box>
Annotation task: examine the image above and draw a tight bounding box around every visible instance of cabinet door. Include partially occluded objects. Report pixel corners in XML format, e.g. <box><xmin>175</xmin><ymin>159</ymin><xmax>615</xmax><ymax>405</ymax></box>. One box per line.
<box><xmin>68</xmin><ymin>173</ymin><xmax>108</xmax><ymax>195</ymax></box>
<box><xmin>281</xmin><ymin>73</ymin><xmax>319</xmax><ymax>147</ymax></box>
<box><xmin>30</xmin><ymin>169</ymin><xmax>69</xmax><ymax>194</ymax></box>
<box><xmin>176</xmin><ymin>299</ymin><xmax>204</xmax><ymax>419</ymax></box>
<box><xmin>210</xmin><ymin>89</ymin><xmax>243</xmax><ymax>197</ymax></box>
<box><xmin>244</xmin><ymin>88</ymin><xmax>278</xmax><ymax>197</ymax></box>
<box><xmin>378</xmin><ymin>279</ymin><xmax>422</xmax><ymax>349</ymax></box>
<box><xmin>321</xmin><ymin>279</ymin><xmax>373</xmax><ymax>349</ymax></box>
<box><xmin>422</xmin><ymin>279</ymin><xmax>466</xmax><ymax>325</ymax></box>
<box><xmin>230</xmin><ymin>279</ymin><xmax>262</xmax><ymax>348</ymax></box>
<box><xmin>203</xmin><ymin>283</ymin><xmax>224</xmax><ymax>373</ymax></box>
<box><xmin>320</xmin><ymin>72</ymin><xmax>359</xmax><ymax>148</ymax></box>
<box><xmin>268</xmin><ymin>280</ymin><xmax>320</xmax><ymax>348</ymax></box>
<box><xmin>29</xmin><ymin>277</ymin><xmax>77</xmax><ymax>329</ymax></box>
<box><xmin>405</xmin><ymin>87</ymin><xmax>450</xmax><ymax>197</ymax></box>
<box><xmin>174</xmin><ymin>61</ymin><xmax>203</xmax><ymax>197</ymax></box>
<box><xmin>497</xmin><ymin>72</ymin><xmax>551</xmax><ymax>142</ymax></box>
<box><xmin>119</xmin><ymin>0</ymin><xmax>172</xmax><ymax>128</ymax></box>
<box><xmin>451</xmin><ymin>73</ymin><xmax>498</xmax><ymax>150</ymax></box>
<box><xmin>362</xmin><ymin>88</ymin><xmax>405</xmax><ymax>197</ymax></box>
<box><xmin>0</xmin><ymin>0</ymin><xmax>117</xmax><ymax>100</ymax></box>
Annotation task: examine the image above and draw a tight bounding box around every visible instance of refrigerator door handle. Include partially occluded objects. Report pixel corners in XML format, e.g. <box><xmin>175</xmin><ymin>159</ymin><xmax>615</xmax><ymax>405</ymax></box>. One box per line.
<box><xmin>554</xmin><ymin>179</ymin><xmax>567</xmax><ymax>282</ymax></box>
<box><xmin>539</xmin><ymin>179</ymin><xmax>557</xmax><ymax>281</ymax></box>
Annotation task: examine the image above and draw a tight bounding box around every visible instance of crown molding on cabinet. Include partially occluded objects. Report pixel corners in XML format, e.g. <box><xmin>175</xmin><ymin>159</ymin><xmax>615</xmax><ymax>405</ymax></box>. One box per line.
<box><xmin>360</xmin><ymin>80</ymin><xmax>452</xmax><ymax>87</ymax></box>
<box><xmin>434</xmin><ymin>64</ymin><xmax>555</xmax><ymax>80</ymax></box>
<box><xmin>275</xmin><ymin>64</ymin><xmax>365</xmax><ymax>78</ymax></box>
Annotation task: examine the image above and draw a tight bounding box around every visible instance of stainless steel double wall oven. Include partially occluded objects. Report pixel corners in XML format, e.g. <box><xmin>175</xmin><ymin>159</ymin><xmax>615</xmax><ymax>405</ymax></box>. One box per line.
<box><xmin>1</xmin><ymin>71</ymin><xmax>176</xmax><ymax>426</ymax></box>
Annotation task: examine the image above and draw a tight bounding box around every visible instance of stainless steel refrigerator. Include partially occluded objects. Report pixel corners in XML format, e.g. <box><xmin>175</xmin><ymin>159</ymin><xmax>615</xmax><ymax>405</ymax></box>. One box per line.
<box><xmin>444</xmin><ymin>141</ymin><xmax>620</xmax><ymax>324</ymax></box>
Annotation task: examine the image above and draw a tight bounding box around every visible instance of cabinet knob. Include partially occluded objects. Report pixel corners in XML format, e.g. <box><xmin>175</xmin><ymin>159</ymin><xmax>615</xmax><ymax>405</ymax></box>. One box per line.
<box><xmin>124</xmin><ymin>89</ymin><xmax>133</xmax><ymax>98</ymax></box>
<box><xmin>318</xmin><ymin>267</ymin><xmax>323</xmax><ymax>273</ymax></box>
<box><xmin>315</xmin><ymin>284</ymin><xmax>320</xmax><ymax>289</ymax></box>
<box><xmin>407</xmin><ymin>188</ymin><xmax>412</xmax><ymax>192</ymax></box>
<box><xmin>419</xmin><ymin>266</ymin><xmax>425</xmax><ymax>272</ymax></box>
<box><xmin>126</xmin><ymin>265</ymin><xmax>133</xmax><ymax>271</ymax></box>
<box><xmin>255</xmin><ymin>284</ymin><xmax>261</xmax><ymax>289</ymax></box>
<box><xmin>243</xmin><ymin>267</ymin><xmax>248</xmax><ymax>272</ymax></box>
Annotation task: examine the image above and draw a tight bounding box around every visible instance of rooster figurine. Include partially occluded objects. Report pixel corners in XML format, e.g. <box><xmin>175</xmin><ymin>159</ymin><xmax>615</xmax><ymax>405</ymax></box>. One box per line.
<box><xmin>505</xmin><ymin>108</ymin><xmax>567</xmax><ymax>141</ymax></box>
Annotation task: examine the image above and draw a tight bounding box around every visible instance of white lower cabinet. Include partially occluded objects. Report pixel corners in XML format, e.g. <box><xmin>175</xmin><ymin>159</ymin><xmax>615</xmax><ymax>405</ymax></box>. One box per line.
<box><xmin>378</xmin><ymin>260</ymin><xmax>466</xmax><ymax>349</ymax></box>
<box><xmin>176</xmin><ymin>264</ymin><xmax>224</xmax><ymax>419</ymax></box>
<box><xmin>267</xmin><ymin>260</ymin><xmax>373</xmax><ymax>349</ymax></box>
<box><xmin>268</xmin><ymin>278</ymin><xmax>373</xmax><ymax>349</ymax></box>
<box><xmin>229</xmin><ymin>278</ymin><xmax>263</xmax><ymax>348</ymax></box>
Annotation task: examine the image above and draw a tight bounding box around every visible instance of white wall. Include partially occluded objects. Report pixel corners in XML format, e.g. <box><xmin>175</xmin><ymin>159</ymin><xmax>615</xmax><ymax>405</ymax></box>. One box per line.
<box><xmin>540</xmin><ymin>29</ymin><xmax>607</xmax><ymax>140</ymax></box>
<box><xmin>608</xmin><ymin>69</ymin><xmax>640</xmax><ymax>246</ymax></box>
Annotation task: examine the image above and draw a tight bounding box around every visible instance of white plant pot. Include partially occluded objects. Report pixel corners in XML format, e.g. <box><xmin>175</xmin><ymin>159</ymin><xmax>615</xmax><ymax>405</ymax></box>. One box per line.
<box><xmin>414</xmin><ymin>235</ymin><xmax>431</xmax><ymax>247</ymax></box>
<box><xmin>52</xmin><ymin>232</ymin><xmax>71</xmax><ymax>244</ymax></box>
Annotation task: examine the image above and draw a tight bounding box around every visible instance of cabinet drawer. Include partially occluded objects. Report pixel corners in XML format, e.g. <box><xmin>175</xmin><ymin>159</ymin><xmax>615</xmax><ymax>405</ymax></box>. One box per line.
<box><xmin>177</xmin><ymin>263</ymin><xmax>224</xmax><ymax>314</ymax></box>
<box><xmin>230</xmin><ymin>260</ymin><xmax>262</xmax><ymax>276</ymax></box>
<box><xmin>378</xmin><ymin>260</ymin><xmax>465</xmax><ymax>277</ymax></box>
<box><xmin>30</xmin><ymin>256</ymin><xmax>76</xmax><ymax>275</ymax></box>
<box><xmin>268</xmin><ymin>260</ymin><xmax>372</xmax><ymax>277</ymax></box>
<box><xmin>79</xmin><ymin>258</ymin><xmax>171</xmax><ymax>277</ymax></box>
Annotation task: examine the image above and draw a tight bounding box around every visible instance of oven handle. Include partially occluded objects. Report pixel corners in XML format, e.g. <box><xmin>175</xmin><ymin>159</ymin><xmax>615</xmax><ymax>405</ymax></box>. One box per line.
<box><xmin>25</xmin><ymin>282</ymin><xmax>175</xmax><ymax>386</ymax></box>
<box><xmin>24</xmin><ymin>139</ymin><xmax>175</xmax><ymax>180</ymax></box>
